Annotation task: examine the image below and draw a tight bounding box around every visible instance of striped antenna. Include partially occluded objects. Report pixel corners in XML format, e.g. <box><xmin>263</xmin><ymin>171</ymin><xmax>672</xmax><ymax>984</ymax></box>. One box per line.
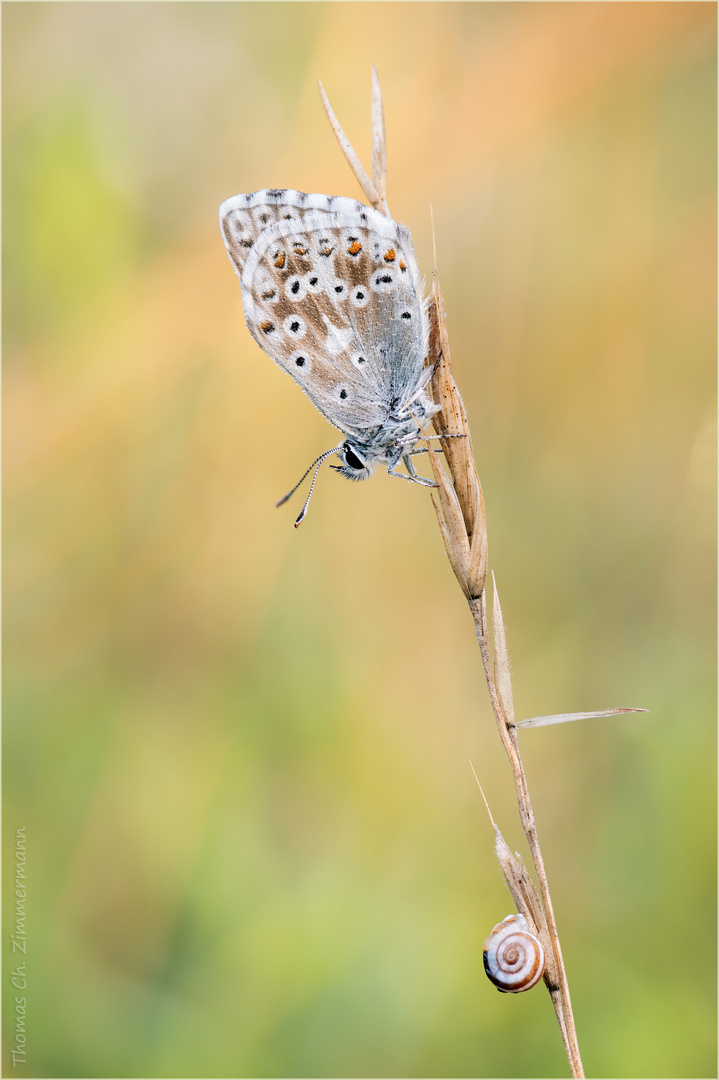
<box><xmin>275</xmin><ymin>443</ymin><xmax>345</xmax><ymax>527</ymax></box>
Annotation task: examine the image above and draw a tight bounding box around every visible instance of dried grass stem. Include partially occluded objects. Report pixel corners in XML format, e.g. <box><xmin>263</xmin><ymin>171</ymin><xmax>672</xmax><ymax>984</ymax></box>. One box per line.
<box><xmin>319</xmin><ymin>68</ymin><xmax>602</xmax><ymax>1079</ymax></box>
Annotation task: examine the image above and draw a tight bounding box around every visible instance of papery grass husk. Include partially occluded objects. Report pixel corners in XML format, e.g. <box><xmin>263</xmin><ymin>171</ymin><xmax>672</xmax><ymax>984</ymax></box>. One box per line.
<box><xmin>318</xmin><ymin>66</ymin><xmax>645</xmax><ymax>1080</ymax></box>
<box><xmin>425</xmin><ymin>268</ymin><xmax>488</xmax><ymax>603</ymax></box>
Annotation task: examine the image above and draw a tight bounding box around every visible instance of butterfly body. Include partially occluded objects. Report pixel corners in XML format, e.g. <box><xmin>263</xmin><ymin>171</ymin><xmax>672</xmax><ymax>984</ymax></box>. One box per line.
<box><xmin>219</xmin><ymin>189</ymin><xmax>438</xmax><ymax>486</ymax></box>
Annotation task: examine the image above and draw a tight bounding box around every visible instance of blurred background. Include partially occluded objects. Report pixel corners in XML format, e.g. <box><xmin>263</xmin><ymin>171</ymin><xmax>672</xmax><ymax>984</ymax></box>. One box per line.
<box><xmin>3</xmin><ymin>4</ymin><xmax>716</xmax><ymax>1078</ymax></box>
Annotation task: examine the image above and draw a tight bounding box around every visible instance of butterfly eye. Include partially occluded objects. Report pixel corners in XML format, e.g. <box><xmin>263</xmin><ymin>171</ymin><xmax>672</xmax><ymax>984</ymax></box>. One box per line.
<box><xmin>343</xmin><ymin>446</ymin><xmax>365</xmax><ymax>471</ymax></box>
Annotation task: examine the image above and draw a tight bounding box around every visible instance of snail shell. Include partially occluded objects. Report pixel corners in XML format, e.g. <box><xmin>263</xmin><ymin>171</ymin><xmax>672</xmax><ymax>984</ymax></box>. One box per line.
<box><xmin>482</xmin><ymin>913</ymin><xmax>545</xmax><ymax>993</ymax></box>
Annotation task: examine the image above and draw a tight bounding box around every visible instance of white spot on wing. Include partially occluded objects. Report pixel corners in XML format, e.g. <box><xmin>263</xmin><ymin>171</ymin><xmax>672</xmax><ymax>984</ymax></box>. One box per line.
<box><xmin>321</xmin><ymin>315</ymin><xmax>353</xmax><ymax>356</ymax></box>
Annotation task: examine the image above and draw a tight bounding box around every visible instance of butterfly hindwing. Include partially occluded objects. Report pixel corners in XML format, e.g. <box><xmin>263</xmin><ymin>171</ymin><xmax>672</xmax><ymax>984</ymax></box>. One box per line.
<box><xmin>220</xmin><ymin>190</ymin><xmax>427</xmax><ymax>435</ymax></box>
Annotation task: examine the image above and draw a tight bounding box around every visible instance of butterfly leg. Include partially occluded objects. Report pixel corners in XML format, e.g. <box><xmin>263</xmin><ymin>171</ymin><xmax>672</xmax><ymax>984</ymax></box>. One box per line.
<box><xmin>386</xmin><ymin>455</ymin><xmax>436</xmax><ymax>488</ymax></box>
<box><xmin>386</xmin><ymin>465</ymin><xmax>414</xmax><ymax>483</ymax></box>
<box><xmin>402</xmin><ymin>453</ymin><xmax>420</xmax><ymax>479</ymax></box>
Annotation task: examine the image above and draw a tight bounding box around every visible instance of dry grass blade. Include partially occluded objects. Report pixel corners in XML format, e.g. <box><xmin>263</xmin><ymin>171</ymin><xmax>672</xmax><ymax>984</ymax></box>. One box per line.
<box><xmin>517</xmin><ymin>707</ymin><xmax>649</xmax><ymax>730</ymax></box>
<box><xmin>318</xmin><ymin>80</ymin><xmax>382</xmax><ymax>212</ymax></box>
<box><xmin>323</xmin><ymin>68</ymin><xmax>589</xmax><ymax>1078</ymax></box>
<box><xmin>491</xmin><ymin>573</ymin><xmax>516</xmax><ymax>729</ymax></box>
<box><xmin>425</xmin><ymin>244</ymin><xmax>487</xmax><ymax>600</ymax></box>
<box><xmin>371</xmin><ymin>63</ymin><xmax>388</xmax><ymax>212</ymax></box>
<box><xmin>430</xmin><ymin>310</ymin><xmax>476</xmax><ymax>523</ymax></box>
<box><xmin>428</xmin><ymin>491</ymin><xmax>462</xmax><ymax>584</ymax></box>
<box><xmin>469</xmin><ymin>762</ymin><xmax>557</xmax><ymax>989</ymax></box>
<box><xmin>467</xmin><ymin>485</ymin><xmax>489</xmax><ymax>604</ymax></box>
<box><xmin>428</xmin><ymin>271</ymin><xmax>478</xmax><ymax>527</ymax></box>
<box><xmin>427</xmin><ymin>447</ymin><xmax>471</xmax><ymax>595</ymax></box>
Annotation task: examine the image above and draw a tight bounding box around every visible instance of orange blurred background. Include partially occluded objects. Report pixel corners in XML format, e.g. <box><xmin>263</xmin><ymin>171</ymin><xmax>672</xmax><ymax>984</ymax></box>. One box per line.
<box><xmin>3</xmin><ymin>4</ymin><xmax>716</xmax><ymax>1077</ymax></box>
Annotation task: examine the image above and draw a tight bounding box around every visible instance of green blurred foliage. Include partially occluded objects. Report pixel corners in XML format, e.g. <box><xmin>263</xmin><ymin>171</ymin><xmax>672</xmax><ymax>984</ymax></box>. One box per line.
<box><xmin>3</xmin><ymin>4</ymin><xmax>716</xmax><ymax>1078</ymax></box>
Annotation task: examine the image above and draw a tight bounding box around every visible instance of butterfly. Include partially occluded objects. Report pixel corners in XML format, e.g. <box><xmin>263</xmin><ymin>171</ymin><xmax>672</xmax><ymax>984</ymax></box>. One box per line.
<box><xmin>219</xmin><ymin>188</ymin><xmax>441</xmax><ymax>524</ymax></box>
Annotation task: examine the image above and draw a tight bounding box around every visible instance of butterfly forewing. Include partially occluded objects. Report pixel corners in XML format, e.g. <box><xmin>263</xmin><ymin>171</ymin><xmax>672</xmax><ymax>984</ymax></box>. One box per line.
<box><xmin>220</xmin><ymin>190</ymin><xmax>427</xmax><ymax>435</ymax></box>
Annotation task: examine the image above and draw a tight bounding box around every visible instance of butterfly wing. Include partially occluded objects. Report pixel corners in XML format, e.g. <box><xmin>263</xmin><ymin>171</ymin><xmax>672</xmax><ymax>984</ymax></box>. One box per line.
<box><xmin>220</xmin><ymin>190</ymin><xmax>427</xmax><ymax>437</ymax></box>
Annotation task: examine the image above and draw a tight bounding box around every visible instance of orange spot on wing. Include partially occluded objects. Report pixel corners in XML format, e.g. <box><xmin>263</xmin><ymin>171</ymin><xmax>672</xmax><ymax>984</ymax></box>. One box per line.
<box><xmin>260</xmin><ymin>321</ymin><xmax>275</xmax><ymax>334</ymax></box>
<box><xmin>384</xmin><ymin>248</ymin><xmax>396</xmax><ymax>262</ymax></box>
<box><xmin>274</xmin><ymin>252</ymin><xmax>286</xmax><ymax>269</ymax></box>
<box><xmin>399</xmin><ymin>260</ymin><xmax>407</xmax><ymax>271</ymax></box>
<box><xmin>293</xmin><ymin>246</ymin><xmax>308</xmax><ymax>256</ymax></box>
<box><xmin>348</xmin><ymin>240</ymin><xmax>362</xmax><ymax>255</ymax></box>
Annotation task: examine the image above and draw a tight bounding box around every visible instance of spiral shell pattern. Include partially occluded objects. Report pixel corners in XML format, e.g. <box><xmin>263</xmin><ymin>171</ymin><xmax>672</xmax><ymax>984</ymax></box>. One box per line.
<box><xmin>482</xmin><ymin>914</ymin><xmax>545</xmax><ymax>993</ymax></box>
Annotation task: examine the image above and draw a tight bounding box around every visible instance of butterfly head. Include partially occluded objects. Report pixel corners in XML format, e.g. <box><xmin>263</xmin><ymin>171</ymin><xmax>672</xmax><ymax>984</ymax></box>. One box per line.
<box><xmin>330</xmin><ymin>441</ymin><xmax>373</xmax><ymax>482</ymax></box>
